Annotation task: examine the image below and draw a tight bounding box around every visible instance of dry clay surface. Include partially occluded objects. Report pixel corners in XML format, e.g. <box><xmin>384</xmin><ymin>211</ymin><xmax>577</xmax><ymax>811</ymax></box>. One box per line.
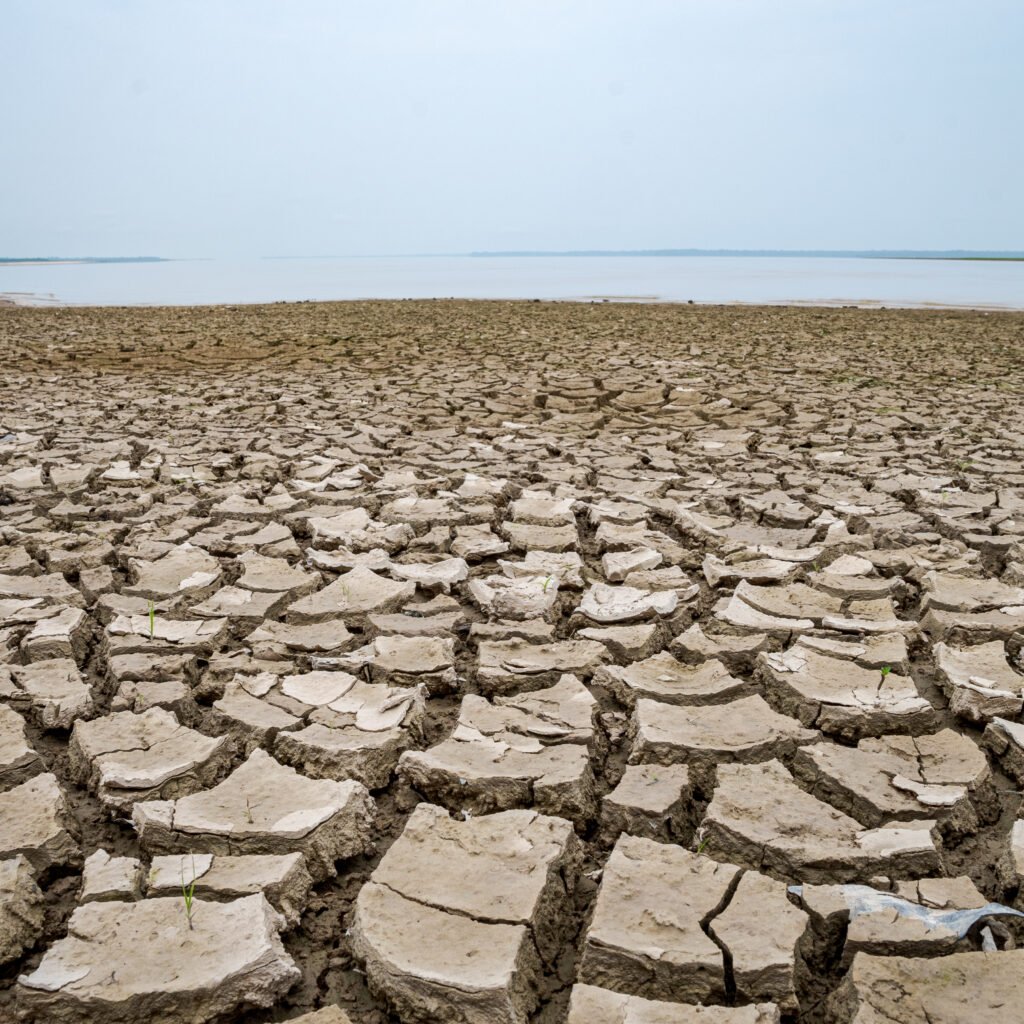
<box><xmin>1</xmin><ymin>299</ymin><xmax>1024</xmax><ymax>1024</ymax></box>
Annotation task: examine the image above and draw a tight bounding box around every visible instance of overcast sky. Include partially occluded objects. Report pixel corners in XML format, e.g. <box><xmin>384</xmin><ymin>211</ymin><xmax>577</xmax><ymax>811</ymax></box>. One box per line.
<box><xmin>2</xmin><ymin>1</ymin><xmax>1021</xmax><ymax>257</ymax></box>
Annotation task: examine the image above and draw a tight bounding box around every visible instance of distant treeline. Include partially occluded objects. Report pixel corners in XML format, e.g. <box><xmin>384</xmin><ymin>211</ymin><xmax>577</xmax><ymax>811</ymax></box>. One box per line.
<box><xmin>469</xmin><ymin>249</ymin><xmax>1024</xmax><ymax>260</ymax></box>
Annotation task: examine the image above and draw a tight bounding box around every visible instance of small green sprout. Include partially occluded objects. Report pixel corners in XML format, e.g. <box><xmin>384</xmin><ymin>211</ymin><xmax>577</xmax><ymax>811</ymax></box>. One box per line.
<box><xmin>541</xmin><ymin>575</ymin><xmax>554</xmax><ymax>593</ymax></box>
<box><xmin>180</xmin><ymin>853</ymin><xmax>197</xmax><ymax>931</ymax></box>
<box><xmin>148</xmin><ymin>600</ymin><xmax>155</xmax><ymax>640</ymax></box>
<box><xmin>880</xmin><ymin>665</ymin><xmax>891</xmax><ymax>679</ymax></box>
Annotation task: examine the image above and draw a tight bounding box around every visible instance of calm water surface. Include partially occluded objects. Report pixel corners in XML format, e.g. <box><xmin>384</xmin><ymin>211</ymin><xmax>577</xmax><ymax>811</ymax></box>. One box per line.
<box><xmin>1</xmin><ymin>256</ymin><xmax>1021</xmax><ymax>309</ymax></box>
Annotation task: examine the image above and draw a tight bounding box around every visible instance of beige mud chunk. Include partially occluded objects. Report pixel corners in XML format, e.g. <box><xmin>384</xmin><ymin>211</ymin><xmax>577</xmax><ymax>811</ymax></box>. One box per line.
<box><xmin>670</xmin><ymin>622</ymin><xmax>770</xmax><ymax>673</ymax></box>
<box><xmin>0</xmin><ymin>596</ymin><xmax>49</xmax><ymax>628</ymax></box>
<box><xmin>601</xmin><ymin>763</ymin><xmax>691</xmax><ymax>843</ymax></box>
<box><xmin>307</xmin><ymin>508</ymin><xmax>372</xmax><ymax>547</ymax></box>
<box><xmin>191</xmin><ymin>584</ymin><xmax>290</xmax><ymax>623</ymax></box>
<box><xmin>708</xmin><ymin>870</ymin><xmax>808</xmax><ymax>1012</ymax></box>
<box><xmin>20</xmin><ymin>605</ymin><xmax>90</xmax><ymax>664</ymax></box>
<box><xmin>80</xmin><ymin>849</ymin><xmax>143</xmax><ymax>902</ymax></box>
<box><xmin>566</xmin><ymin>985</ymin><xmax>781</xmax><ymax>1023</ymax></box>
<box><xmin>69</xmin><ymin>707</ymin><xmax>232</xmax><ymax>811</ymax></box>
<box><xmin>602</xmin><ymin>547</ymin><xmax>662</xmax><ymax>582</ymax></box>
<box><xmin>389</xmin><ymin>557</ymin><xmax>469</xmax><ymax>592</ymax></box>
<box><xmin>933</xmin><ymin>640</ymin><xmax>1024</xmax><ymax>723</ymax></box>
<box><xmin>0</xmin><ymin>464</ymin><xmax>44</xmax><ymax>490</ymax></box>
<box><xmin>125</xmin><ymin>544</ymin><xmax>222</xmax><ymax>601</ymax></box>
<box><xmin>510</xmin><ymin>491</ymin><xmax>577</xmax><ymax>526</ymax></box>
<box><xmin>730</xmin><ymin>581</ymin><xmax>844</xmax><ymax>624</ymax></box>
<box><xmin>922</xmin><ymin>605</ymin><xmax>1024</xmax><ymax>643</ymax></box>
<box><xmin>596</xmin><ymin>652</ymin><xmax>750</xmax><ymax>708</ymax></box>
<box><xmin>629</xmin><ymin>694</ymin><xmax>819</xmax><ymax>768</ymax></box>
<box><xmin>703</xmin><ymin>554</ymin><xmax>798</xmax><ymax>588</ymax></box>
<box><xmin>210</xmin><ymin>491</ymin><xmax>296</xmax><ymax>521</ymax></box>
<box><xmin>502</xmin><ymin>520</ymin><xmax>579</xmax><ymax>552</ymax></box>
<box><xmin>579</xmin><ymin>835</ymin><xmax>740</xmax><ymax>1002</ymax></box>
<box><xmin>236</xmin><ymin>550</ymin><xmax>320</xmax><ymax>596</ymax></box>
<box><xmin>17</xmin><ymin>894</ymin><xmax>299</xmax><ymax>1024</ymax></box>
<box><xmin>703</xmin><ymin>761</ymin><xmax>940</xmax><ymax>883</ymax></box>
<box><xmin>576</xmin><ymin>583</ymin><xmax>677</xmax><ymax>624</ymax></box>
<box><xmin>109</xmin><ymin>677</ymin><xmax>193</xmax><ymax>718</ymax></box>
<box><xmin>0</xmin><ymin>702</ymin><xmax>43</xmax><ymax>790</ymax></box>
<box><xmin>0</xmin><ymin>855</ymin><xmax>44</xmax><ymax>966</ymax></box>
<box><xmin>0</xmin><ymin>546</ymin><xmax>38</xmax><ymax>575</ymax></box>
<box><xmin>481</xmin><ymin>673</ymin><xmax>598</xmax><ymax>746</ymax></box>
<box><xmin>807</xmin><ymin>565</ymin><xmax>896</xmax><ymax>601</ymax></box>
<box><xmin>246</xmin><ymin>617</ymin><xmax>354</xmax><ymax>658</ymax></box>
<box><xmin>336</xmin><ymin>634</ymin><xmax>457</xmax><ymax>694</ymax></box>
<box><xmin>587</xmin><ymin>498</ymin><xmax>650</xmax><ymax>526</ymax></box>
<box><xmin>471</xmin><ymin>619</ymin><xmax>556</xmax><ymax>644</ymax></box>
<box><xmin>366</xmin><ymin>606</ymin><xmax>463</xmax><ymax>638</ymax></box>
<box><xmin>467</xmin><ymin>574</ymin><xmax>559</xmax><ymax>621</ymax></box>
<box><xmin>210</xmin><ymin>679</ymin><xmax>303</xmax><ymax>751</ymax></box>
<box><xmin>367</xmin><ymin>803</ymin><xmax>579</xmax><ymax>961</ymax></box>
<box><xmin>593</xmin><ymin>519</ymin><xmax>653</xmax><ymax>552</ymax></box>
<box><xmin>477</xmin><ymin>638</ymin><xmax>609</xmax><ymax>696</ymax></box>
<box><xmin>578</xmin><ymin>623</ymin><xmax>665</xmax><ymax>662</ymax></box>
<box><xmin>797</xmin><ymin>631</ymin><xmax>911</xmax><ymax>672</ymax></box>
<box><xmin>821</xmin><ymin>596</ymin><xmax>915</xmax><ymax>635</ymax></box>
<box><xmin>351</xmin><ymin>805</ymin><xmax>580</xmax><ymax>1024</ymax></box>
<box><xmin>792</xmin><ymin>730</ymin><xmax>993</xmax><ymax>835</ymax></box>
<box><xmin>0</xmin><ymin>772</ymin><xmax>80</xmax><ymax>874</ymax></box>
<box><xmin>381</xmin><ymin>494</ymin><xmax>489</xmax><ymax>529</ymax></box>
<box><xmin>1</xmin><ymin>658</ymin><xmax>93</xmax><ymax>730</ymax></box>
<box><xmin>758</xmin><ymin>644</ymin><xmax>936</xmax><ymax>741</ymax></box>
<box><xmin>981</xmin><ymin>716</ymin><xmax>1024</xmax><ymax>786</ymax></box>
<box><xmin>105</xmin><ymin>614</ymin><xmax>229</xmax><ymax>655</ymax></box>
<box><xmin>398</xmin><ymin>691</ymin><xmax>597</xmax><ymax>827</ymax></box>
<box><xmin>828</xmin><ymin>949</ymin><xmax>1024</xmax><ymax>1023</ymax></box>
<box><xmin>0</xmin><ymin>572</ymin><xmax>84</xmax><ymax>608</ymax></box>
<box><xmin>275</xmin><ymin>680</ymin><xmax>425</xmax><ymax>789</ymax></box>
<box><xmin>132</xmin><ymin>748</ymin><xmax>374</xmax><ymax>880</ymax></box>
<box><xmin>740</xmin><ymin>489</ymin><xmax>816</xmax><ymax>527</ymax></box>
<box><xmin>499</xmin><ymin>550</ymin><xmax>585</xmax><ymax>588</ymax></box>
<box><xmin>307</xmin><ymin>547</ymin><xmax>392</xmax><ymax>573</ymax></box>
<box><xmin>921</xmin><ymin>570</ymin><xmax>1024</xmax><ymax>612</ymax></box>
<box><xmin>286</xmin><ymin>567</ymin><xmax>415</xmax><ymax>624</ymax></box>
<box><xmin>714</xmin><ymin>591</ymin><xmax>815</xmax><ymax>636</ymax></box>
<box><xmin>146</xmin><ymin>852</ymin><xmax>313</xmax><ymax>927</ymax></box>
<box><xmin>191</xmin><ymin>518</ymin><xmax>295</xmax><ymax>556</ymax></box>
<box><xmin>452</xmin><ymin>523</ymin><xmax>510</xmax><ymax>560</ymax></box>
<box><xmin>623</xmin><ymin>566</ymin><xmax>699</xmax><ymax>601</ymax></box>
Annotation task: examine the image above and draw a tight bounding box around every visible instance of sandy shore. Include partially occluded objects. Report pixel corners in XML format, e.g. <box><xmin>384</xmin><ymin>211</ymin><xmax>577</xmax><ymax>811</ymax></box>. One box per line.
<box><xmin>1</xmin><ymin>301</ymin><xmax>1024</xmax><ymax>1023</ymax></box>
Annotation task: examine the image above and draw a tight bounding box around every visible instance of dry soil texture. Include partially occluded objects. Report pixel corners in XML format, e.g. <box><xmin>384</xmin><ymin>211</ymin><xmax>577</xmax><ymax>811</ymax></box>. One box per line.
<box><xmin>1</xmin><ymin>299</ymin><xmax>1024</xmax><ymax>1024</ymax></box>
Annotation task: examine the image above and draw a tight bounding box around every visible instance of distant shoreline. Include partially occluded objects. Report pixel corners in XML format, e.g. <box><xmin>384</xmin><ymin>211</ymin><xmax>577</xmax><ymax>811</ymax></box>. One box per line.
<box><xmin>467</xmin><ymin>249</ymin><xmax>1024</xmax><ymax>260</ymax></box>
<box><xmin>0</xmin><ymin>257</ymin><xmax>168</xmax><ymax>266</ymax></box>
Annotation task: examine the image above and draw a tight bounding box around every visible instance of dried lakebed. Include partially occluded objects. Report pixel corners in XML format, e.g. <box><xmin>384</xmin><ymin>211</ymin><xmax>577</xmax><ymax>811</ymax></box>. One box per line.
<box><xmin>1</xmin><ymin>298</ymin><xmax>1024</xmax><ymax>1024</ymax></box>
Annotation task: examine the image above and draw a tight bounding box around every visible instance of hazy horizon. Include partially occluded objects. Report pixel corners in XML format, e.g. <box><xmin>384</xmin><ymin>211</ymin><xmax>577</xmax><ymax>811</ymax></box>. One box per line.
<box><xmin>2</xmin><ymin>1</ymin><xmax>1021</xmax><ymax>259</ymax></box>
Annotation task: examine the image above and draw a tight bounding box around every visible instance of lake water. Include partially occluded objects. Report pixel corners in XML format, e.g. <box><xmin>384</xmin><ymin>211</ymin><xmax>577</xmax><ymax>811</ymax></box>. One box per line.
<box><xmin>1</xmin><ymin>256</ymin><xmax>1021</xmax><ymax>309</ymax></box>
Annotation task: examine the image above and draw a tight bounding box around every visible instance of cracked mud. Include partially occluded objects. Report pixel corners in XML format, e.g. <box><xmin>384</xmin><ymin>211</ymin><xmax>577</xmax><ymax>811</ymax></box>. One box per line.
<box><xmin>1</xmin><ymin>299</ymin><xmax>1024</xmax><ymax>1023</ymax></box>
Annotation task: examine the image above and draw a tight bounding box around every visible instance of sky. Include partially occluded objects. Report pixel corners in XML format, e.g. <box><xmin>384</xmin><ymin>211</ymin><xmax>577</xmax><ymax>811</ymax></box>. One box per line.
<box><xmin>1</xmin><ymin>1</ymin><xmax>1021</xmax><ymax>258</ymax></box>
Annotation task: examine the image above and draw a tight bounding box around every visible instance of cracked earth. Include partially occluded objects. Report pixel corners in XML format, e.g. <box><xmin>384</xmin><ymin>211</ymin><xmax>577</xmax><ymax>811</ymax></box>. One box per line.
<box><xmin>1</xmin><ymin>299</ymin><xmax>1024</xmax><ymax>1024</ymax></box>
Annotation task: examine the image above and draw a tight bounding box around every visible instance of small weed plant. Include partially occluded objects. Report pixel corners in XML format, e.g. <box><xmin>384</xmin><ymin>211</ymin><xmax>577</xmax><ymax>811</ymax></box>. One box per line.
<box><xmin>180</xmin><ymin>853</ymin><xmax>197</xmax><ymax>930</ymax></box>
